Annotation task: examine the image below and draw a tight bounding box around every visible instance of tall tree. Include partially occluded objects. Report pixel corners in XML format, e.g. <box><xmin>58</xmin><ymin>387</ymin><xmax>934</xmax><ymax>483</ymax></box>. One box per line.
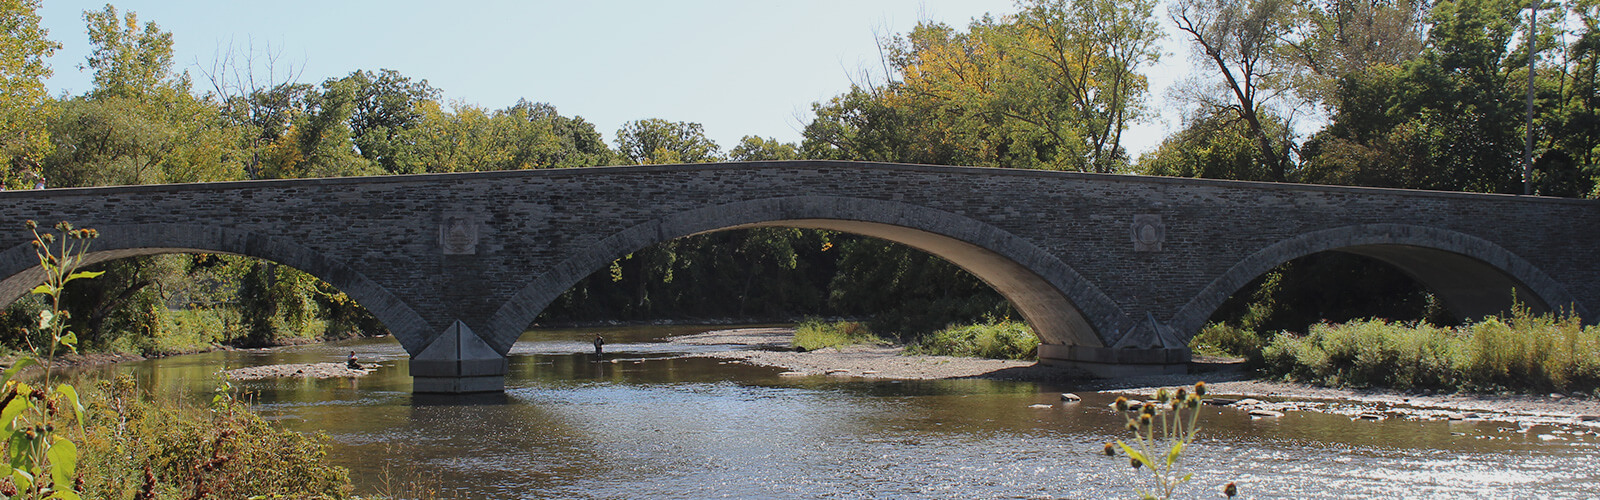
<box><xmin>338</xmin><ymin>69</ymin><xmax>440</xmax><ymax>174</ymax></box>
<box><xmin>82</xmin><ymin>4</ymin><xmax>176</xmax><ymax>100</ymax></box>
<box><xmin>1170</xmin><ymin>0</ymin><xmax>1305</xmax><ymax>181</ymax></box>
<box><xmin>46</xmin><ymin>4</ymin><xmax>244</xmax><ymax>187</ymax></box>
<box><xmin>614</xmin><ymin>119</ymin><xmax>721</xmax><ymax>164</ymax></box>
<box><xmin>728</xmin><ymin>136</ymin><xmax>799</xmax><ymax>161</ymax></box>
<box><xmin>503</xmin><ymin>100</ymin><xmax>614</xmax><ymax>168</ymax></box>
<box><xmin>1297</xmin><ymin>0</ymin><xmax>1534</xmax><ymax>193</ymax></box>
<box><xmin>0</xmin><ymin>0</ymin><xmax>60</xmax><ymax>189</ymax></box>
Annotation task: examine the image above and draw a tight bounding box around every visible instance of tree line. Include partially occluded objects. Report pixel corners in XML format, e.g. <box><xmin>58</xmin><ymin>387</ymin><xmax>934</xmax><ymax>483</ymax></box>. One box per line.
<box><xmin>2</xmin><ymin>0</ymin><xmax>1596</xmax><ymax>352</ymax></box>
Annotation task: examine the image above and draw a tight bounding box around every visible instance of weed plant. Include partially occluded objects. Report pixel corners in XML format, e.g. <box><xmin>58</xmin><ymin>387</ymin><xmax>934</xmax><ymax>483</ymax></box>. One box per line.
<box><xmin>1103</xmin><ymin>382</ymin><xmax>1236</xmax><ymax>500</ymax></box>
<box><xmin>1186</xmin><ymin>323</ymin><xmax>1265</xmax><ymax>360</ymax></box>
<box><xmin>792</xmin><ymin>318</ymin><xmax>885</xmax><ymax>351</ymax></box>
<box><xmin>907</xmin><ymin>319</ymin><xmax>1039</xmax><ymax>360</ymax></box>
<box><xmin>1261</xmin><ymin>308</ymin><xmax>1600</xmax><ymax>392</ymax></box>
<box><xmin>73</xmin><ymin>377</ymin><xmax>352</xmax><ymax>499</ymax></box>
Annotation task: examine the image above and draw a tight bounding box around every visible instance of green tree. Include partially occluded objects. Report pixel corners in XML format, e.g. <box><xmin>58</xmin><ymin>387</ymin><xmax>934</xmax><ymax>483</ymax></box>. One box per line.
<box><xmin>337</xmin><ymin>69</ymin><xmax>440</xmax><ymax>174</ymax></box>
<box><xmin>257</xmin><ymin>76</ymin><xmax>379</xmax><ymax>179</ymax></box>
<box><xmin>729</xmin><ymin>135</ymin><xmax>800</xmax><ymax>161</ymax></box>
<box><xmin>1138</xmin><ymin>109</ymin><xmax>1285</xmax><ymax>181</ymax></box>
<box><xmin>502</xmin><ymin>100</ymin><xmax>615</xmax><ymax>168</ymax></box>
<box><xmin>614</xmin><ymin>118</ymin><xmax>722</xmax><ymax>164</ymax></box>
<box><xmin>82</xmin><ymin>4</ymin><xmax>175</xmax><ymax>100</ymax></box>
<box><xmin>1170</xmin><ymin>0</ymin><xmax>1306</xmax><ymax>181</ymax></box>
<box><xmin>1298</xmin><ymin>0</ymin><xmax>1533</xmax><ymax>193</ymax></box>
<box><xmin>0</xmin><ymin>0</ymin><xmax>60</xmax><ymax>189</ymax></box>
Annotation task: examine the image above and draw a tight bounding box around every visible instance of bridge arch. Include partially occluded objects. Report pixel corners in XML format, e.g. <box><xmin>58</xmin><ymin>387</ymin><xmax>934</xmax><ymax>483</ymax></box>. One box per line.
<box><xmin>1171</xmin><ymin>223</ymin><xmax>1586</xmax><ymax>340</ymax></box>
<box><xmin>486</xmin><ymin>195</ymin><xmax>1128</xmax><ymax>353</ymax></box>
<box><xmin>0</xmin><ymin>223</ymin><xmax>432</xmax><ymax>353</ymax></box>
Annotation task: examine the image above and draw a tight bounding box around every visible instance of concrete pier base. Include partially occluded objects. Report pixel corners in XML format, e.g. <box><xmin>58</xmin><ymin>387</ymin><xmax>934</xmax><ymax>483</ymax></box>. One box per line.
<box><xmin>1038</xmin><ymin>344</ymin><xmax>1191</xmax><ymax>378</ymax></box>
<box><xmin>411</xmin><ymin>320</ymin><xmax>508</xmax><ymax>393</ymax></box>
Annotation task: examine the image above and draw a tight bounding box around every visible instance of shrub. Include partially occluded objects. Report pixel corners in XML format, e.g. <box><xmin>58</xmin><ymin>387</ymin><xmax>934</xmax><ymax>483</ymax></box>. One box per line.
<box><xmin>908</xmin><ymin>319</ymin><xmax>1039</xmax><ymax>360</ymax></box>
<box><xmin>1260</xmin><ymin>309</ymin><xmax>1600</xmax><ymax>393</ymax></box>
<box><xmin>74</xmin><ymin>376</ymin><xmax>353</xmax><ymax>499</ymax></box>
<box><xmin>1187</xmin><ymin>323</ymin><xmax>1265</xmax><ymax>359</ymax></box>
<box><xmin>792</xmin><ymin>318</ymin><xmax>885</xmax><ymax>351</ymax></box>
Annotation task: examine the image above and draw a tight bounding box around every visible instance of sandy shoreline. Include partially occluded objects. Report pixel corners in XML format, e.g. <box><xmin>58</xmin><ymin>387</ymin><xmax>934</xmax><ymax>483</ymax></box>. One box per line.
<box><xmin>670</xmin><ymin>327</ymin><xmax>1600</xmax><ymax>424</ymax></box>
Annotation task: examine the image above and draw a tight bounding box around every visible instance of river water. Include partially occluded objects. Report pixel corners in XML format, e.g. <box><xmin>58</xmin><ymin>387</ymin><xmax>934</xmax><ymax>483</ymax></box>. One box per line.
<box><xmin>84</xmin><ymin>326</ymin><xmax>1600</xmax><ymax>499</ymax></box>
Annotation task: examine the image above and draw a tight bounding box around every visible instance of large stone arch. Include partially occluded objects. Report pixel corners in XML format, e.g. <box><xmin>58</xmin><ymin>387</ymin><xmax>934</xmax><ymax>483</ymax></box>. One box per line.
<box><xmin>486</xmin><ymin>196</ymin><xmax>1128</xmax><ymax>354</ymax></box>
<box><xmin>1171</xmin><ymin>224</ymin><xmax>1585</xmax><ymax>340</ymax></box>
<box><xmin>0</xmin><ymin>223</ymin><xmax>432</xmax><ymax>353</ymax></box>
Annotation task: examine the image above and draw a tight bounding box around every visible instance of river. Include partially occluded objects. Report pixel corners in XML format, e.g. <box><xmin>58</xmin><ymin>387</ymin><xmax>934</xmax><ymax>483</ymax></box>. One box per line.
<box><xmin>83</xmin><ymin>325</ymin><xmax>1600</xmax><ymax>499</ymax></box>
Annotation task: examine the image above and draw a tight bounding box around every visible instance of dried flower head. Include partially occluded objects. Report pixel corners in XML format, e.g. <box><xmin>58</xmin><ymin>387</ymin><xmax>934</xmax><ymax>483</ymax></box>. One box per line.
<box><xmin>1224</xmin><ymin>481</ymin><xmax>1238</xmax><ymax>498</ymax></box>
<box><xmin>1194</xmin><ymin>381</ymin><xmax>1207</xmax><ymax>397</ymax></box>
<box><xmin>1103</xmin><ymin>443</ymin><xmax>1116</xmax><ymax>456</ymax></box>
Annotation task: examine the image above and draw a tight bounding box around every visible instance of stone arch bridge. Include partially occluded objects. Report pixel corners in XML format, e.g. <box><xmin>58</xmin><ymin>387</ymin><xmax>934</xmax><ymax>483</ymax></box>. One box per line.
<box><xmin>2</xmin><ymin>161</ymin><xmax>1595</xmax><ymax>392</ymax></box>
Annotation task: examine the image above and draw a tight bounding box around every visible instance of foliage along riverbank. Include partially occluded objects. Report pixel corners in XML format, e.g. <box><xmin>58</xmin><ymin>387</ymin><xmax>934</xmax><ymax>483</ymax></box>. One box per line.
<box><xmin>1193</xmin><ymin>308</ymin><xmax>1600</xmax><ymax>395</ymax></box>
<box><xmin>793</xmin><ymin>318</ymin><xmax>1039</xmax><ymax>361</ymax></box>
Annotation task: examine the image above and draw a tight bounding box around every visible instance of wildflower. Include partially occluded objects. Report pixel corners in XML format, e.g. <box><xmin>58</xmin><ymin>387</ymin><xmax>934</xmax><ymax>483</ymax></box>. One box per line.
<box><xmin>1103</xmin><ymin>443</ymin><xmax>1116</xmax><ymax>456</ymax></box>
<box><xmin>1224</xmin><ymin>481</ymin><xmax>1238</xmax><ymax>497</ymax></box>
<box><xmin>1114</xmin><ymin>396</ymin><xmax>1129</xmax><ymax>412</ymax></box>
<box><xmin>1130</xmin><ymin>457</ymin><xmax>1142</xmax><ymax>469</ymax></box>
<box><xmin>24</xmin><ymin>220</ymin><xmax>36</xmax><ymax>229</ymax></box>
<box><xmin>1195</xmin><ymin>381</ymin><xmax>1207</xmax><ymax>397</ymax></box>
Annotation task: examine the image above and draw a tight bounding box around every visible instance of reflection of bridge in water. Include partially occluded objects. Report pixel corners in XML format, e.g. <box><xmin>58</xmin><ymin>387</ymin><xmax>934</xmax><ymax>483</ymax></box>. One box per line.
<box><xmin>3</xmin><ymin>161</ymin><xmax>1596</xmax><ymax>393</ymax></box>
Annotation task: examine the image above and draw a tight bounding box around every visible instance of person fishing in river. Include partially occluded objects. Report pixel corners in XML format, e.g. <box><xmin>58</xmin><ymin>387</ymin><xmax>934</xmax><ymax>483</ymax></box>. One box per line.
<box><xmin>593</xmin><ymin>334</ymin><xmax>605</xmax><ymax>357</ymax></box>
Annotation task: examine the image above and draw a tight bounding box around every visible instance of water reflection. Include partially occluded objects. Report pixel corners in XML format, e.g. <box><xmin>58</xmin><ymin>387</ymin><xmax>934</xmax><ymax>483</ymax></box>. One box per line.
<box><xmin>67</xmin><ymin>326</ymin><xmax>1600</xmax><ymax>498</ymax></box>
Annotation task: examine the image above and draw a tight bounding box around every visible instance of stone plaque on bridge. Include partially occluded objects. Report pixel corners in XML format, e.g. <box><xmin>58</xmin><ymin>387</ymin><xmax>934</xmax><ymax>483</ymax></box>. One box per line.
<box><xmin>440</xmin><ymin>216</ymin><xmax>478</xmax><ymax>255</ymax></box>
<box><xmin>1131</xmin><ymin>214</ymin><xmax>1164</xmax><ymax>252</ymax></box>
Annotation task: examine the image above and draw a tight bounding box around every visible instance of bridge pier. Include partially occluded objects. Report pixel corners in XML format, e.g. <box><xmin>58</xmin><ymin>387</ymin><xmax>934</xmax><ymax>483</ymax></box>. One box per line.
<box><xmin>1037</xmin><ymin>345</ymin><xmax>1191</xmax><ymax>378</ymax></box>
<box><xmin>410</xmin><ymin>320</ymin><xmax>508</xmax><ymax>393</ymax></box>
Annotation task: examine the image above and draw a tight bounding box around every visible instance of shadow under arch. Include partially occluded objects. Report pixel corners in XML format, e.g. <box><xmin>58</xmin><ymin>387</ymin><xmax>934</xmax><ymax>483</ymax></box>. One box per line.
<box><xmin>1171</xmin><ymin>223</ymin><xmax>1586</xmax><ymax>341</ymax></box>
<box><xmin>0</xmin><ymin>223</ymin><xmax>432</xmax><ymax>353</ymax></box>
<box><xmin>486</xmin><ymin>196</ymin><xmax>1128</xmax><ymax>354</ymax></box>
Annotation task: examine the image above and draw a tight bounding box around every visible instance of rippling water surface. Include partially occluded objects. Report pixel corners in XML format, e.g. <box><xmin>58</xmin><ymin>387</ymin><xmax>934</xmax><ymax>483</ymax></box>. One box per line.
<box><xmin>86</xmin><ymin>326</ymin><xmax>1600</xmax><ymax>499</ymax></box>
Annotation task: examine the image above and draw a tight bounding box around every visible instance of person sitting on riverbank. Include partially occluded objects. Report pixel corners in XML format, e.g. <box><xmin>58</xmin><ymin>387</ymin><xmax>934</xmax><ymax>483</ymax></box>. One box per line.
<box><xmin>347</xmin><ymin>351</ymin><xmax>362</xmax><ymax>370</ymax></box>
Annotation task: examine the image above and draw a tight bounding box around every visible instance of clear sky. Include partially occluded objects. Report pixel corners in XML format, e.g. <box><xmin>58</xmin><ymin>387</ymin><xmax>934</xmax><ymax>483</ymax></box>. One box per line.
<box><xmin>36</xmin><ymin>0</ymin><xmax>1185</xmax><ymax>157</ymax></box>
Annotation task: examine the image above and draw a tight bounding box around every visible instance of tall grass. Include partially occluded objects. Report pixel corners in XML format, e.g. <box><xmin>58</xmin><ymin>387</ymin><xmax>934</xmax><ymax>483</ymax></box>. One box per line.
<box><xmin>907</xmin><ymin>319</ymin><xmax>1039</xmax><ymax>360</ymax></box>
<box><xmin>792</xmin><ymin>318</ymin><xmax>886</xmax><ymax>351</ymax></box>
<box><xmin>1261</xmin><ymin>309</ymin><xmax>1600</xmax><ymax>392</ymax></box>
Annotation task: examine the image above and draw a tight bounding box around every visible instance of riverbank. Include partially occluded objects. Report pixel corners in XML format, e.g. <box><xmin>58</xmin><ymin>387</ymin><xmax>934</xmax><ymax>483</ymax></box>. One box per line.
<box><xmin>670</xmin><ymin>327</ymin><xmax>1600</xmax><ymax>424</ymax></box>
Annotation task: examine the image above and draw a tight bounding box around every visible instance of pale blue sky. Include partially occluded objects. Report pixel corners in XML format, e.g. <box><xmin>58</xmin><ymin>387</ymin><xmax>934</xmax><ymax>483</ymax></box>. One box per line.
<box><xmin>36</xmin><ymin>1</ymin><xmax>1183</xmax><ymax>157</ymax></box>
